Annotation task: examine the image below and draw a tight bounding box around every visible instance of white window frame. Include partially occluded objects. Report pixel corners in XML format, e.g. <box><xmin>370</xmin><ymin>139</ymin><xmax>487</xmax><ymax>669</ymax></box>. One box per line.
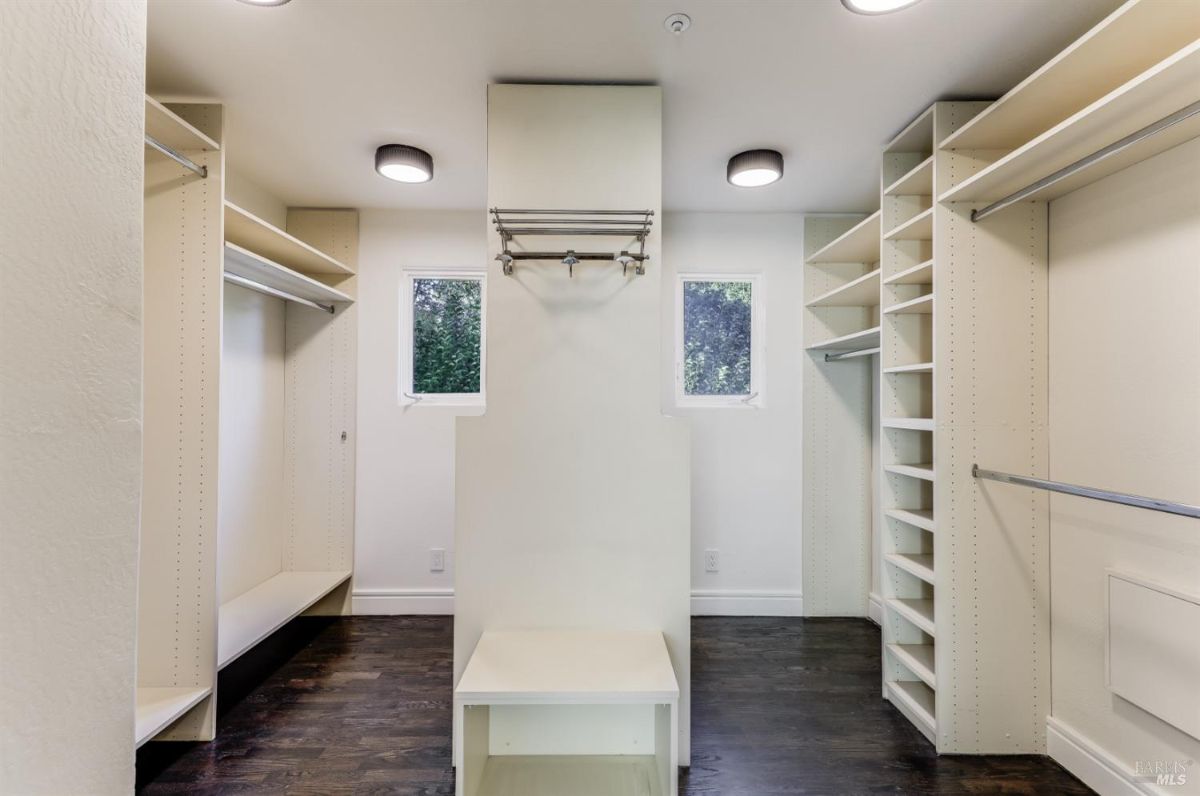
<box><xmin>675</xmin><ymin>273</ymin><xmax>765</xmax><ymax>409</ymax></box>
<box><xmin>400</xmin><ymin>270</ymin><xmax>487</xmax><ymax>407</ymax></box>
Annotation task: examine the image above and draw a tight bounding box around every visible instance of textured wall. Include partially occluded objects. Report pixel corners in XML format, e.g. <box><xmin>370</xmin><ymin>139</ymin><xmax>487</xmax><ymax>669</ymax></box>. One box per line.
<box><xmin>0</xmin><ymin>0</ymin><xmax>146</xmax><ymax>792</ymax></box>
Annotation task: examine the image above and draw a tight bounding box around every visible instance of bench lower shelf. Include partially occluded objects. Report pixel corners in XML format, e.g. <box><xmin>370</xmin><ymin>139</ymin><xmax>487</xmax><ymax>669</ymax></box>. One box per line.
<box><xmin>135</xmin><ymin>686</ymin><xmax>211</xmax><ymax>747</ymax></box>
<box><xmin>476</xmin><ymin>755</ymin><xmax>661</xmax><ymax>796</ymax></box>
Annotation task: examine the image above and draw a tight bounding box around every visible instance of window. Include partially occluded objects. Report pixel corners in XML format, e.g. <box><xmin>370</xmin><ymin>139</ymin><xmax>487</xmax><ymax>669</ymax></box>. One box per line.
<box><xmin>675</xmin><ymin>275</ymin><xmax>764</xmax><ymax>407</ymax></box>
<box><xmin>401</xmin><ymin>272</ymin><xmax>486</xmax><ymax>406</ymax></box>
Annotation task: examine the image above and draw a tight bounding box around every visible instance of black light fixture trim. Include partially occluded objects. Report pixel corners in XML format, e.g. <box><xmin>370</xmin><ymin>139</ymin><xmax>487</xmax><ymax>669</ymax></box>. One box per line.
<box><xmin>375</xmin><ymin>144</ymin><xmax>434</xmax><ymax>184</ymax></box>
<box><xmin>727</xmin><ymin>149</ymin><xmax>784</xmax><ymax>187</ymax></box>
<box><xmin>235</xmin><ymin>0</ymin><xmax>293</xmax><ymax>6</ymax></box>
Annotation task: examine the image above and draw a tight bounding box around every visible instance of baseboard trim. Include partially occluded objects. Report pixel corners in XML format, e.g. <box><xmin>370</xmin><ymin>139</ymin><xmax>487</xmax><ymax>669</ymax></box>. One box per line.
<box><xmin>868</xmin><ymin>592</ymin><xmax>883</xmax><ymax>625</ymax></box>
<box><xmin>1046</xmin><ymin>715</ymin><xmax>1160</xmax><ymax>796</ymax></box>
<box><xmin>690</xmin><ymin>589</ymin><xmax>803</xmax><ymax>617</ymax></box>
<box><xmin>352</xmin><ymin>588</ymin><xmax>454</xmax><ymax>616</ymax></box>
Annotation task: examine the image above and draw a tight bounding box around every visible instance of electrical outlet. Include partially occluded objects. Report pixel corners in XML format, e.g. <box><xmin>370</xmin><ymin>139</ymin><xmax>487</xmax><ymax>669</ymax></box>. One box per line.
<box><xmin>430</xmin><ymin>548</ymin><xmax>446</xmax><ymax>573</ymax></box>
<box><xmin>704</xmin><ymin>549</ymin><xmax>719</xmax><ymax>572</ymax></box>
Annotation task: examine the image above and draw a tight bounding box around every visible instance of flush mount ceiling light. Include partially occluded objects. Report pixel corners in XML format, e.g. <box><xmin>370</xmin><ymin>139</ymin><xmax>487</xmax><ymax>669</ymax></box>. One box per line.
<box><xmin>375</xmin><ymin>145</ymin><xmax>433</xmax><ymax>184</ymax></box>
<box><xmin>727</xmin><ymin>149</ymin><xmax>784</xmax><ymax>188</ymax></box>
<box><xmin>841</xmin><ymin>0</ymin><xmax>923</xmax><ymax>14</ymax></box>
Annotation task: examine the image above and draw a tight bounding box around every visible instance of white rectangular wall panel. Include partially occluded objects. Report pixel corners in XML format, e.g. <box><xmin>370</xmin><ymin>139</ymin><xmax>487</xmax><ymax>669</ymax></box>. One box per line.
<box><xmin>456</xmin><ymin>85</ymin><xmax>690</xmax><ymax>763</ymax></box>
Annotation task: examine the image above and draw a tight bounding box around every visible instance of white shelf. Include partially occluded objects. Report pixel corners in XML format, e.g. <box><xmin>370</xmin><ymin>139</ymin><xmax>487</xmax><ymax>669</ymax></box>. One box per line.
<box><xmin>941</xmin><ymin>0</ymin><xmax>1200</xmax><ymax>151</ymax></box>
<box><xmin>805</xmin><ymin>211</ymin><xmax>881</xmax><ymax>264</ymax></box>
<box><xmin>475</xmin><ymin>755</ymin><xmax>662</xmax><ymax>796</ymax></box>
<box><xmin>884</xmin><ymin>293</ymin><xmax>934</xmax><ymax>316</ymax></box>
<box><xmin>883</xmin><ymin>362</ymin><xmax>933</xmax><ymax>375</ymax></box>
<box><xmin>884</xmin><ymin>259</ymin><xmax>933</xmax><ymax>286</ymax></box>
<box><xmin>940</xmin><ymin>42</ymin><xmax>1200</xmax><ymax>205</ymax></box>
<box><xmin>884</xmin><ymin>461</ymin><xmax>935</xmax><ymax>480</ymax></box>
<box><xmin>885</xmin><ymin>106</ymin><xmax>934</xmax><ymax>155</ymax></box>
<box><xmin>135</xmin><ymin>686</ymin><xmax>211</xmax><ymax>748</ymax></box>
<box><xmin>806</xmin><ymin>269</ymin><xmax>881</xmax><ymax>307</ymax></box>
<box><xmin>886</xmin><ymin>553</ymin><xmax>935</xmax><ymax>585</ymax></box>
<box><xmin>887</xmin><ymin>680</ymin><xmax>937</xmax><ymax>738</ymax></box>
<box><xmin>884</xmin><ymin>156</ymin><xmax>933</xmax><ymax>197</ymax></box>
<box><xmin>456</xmin><ymin>630</ymin><xmax>679</xmax><ymax>704</ymax></box>
<box><xmin>806</xmin><ymin>326</ymin><xmax>881</xmax><ymax>352</ymax></box>
<box><xmin>882</xmin><ymin>417</ymin><xmax>934</xmax><ymax>432</ymax></box>
<box><xmin>887</xmin><ymin>643</ymin><xmax>936</xmax><ymax>689</ymax></box>
<box><xmin>224</xmin><ymin>201</ymin><xmax>354</xmax><ymax>277</ymax></box>
<box><xmin>145</xmin><ymin>96</ymin><xmax>219</xmax><ymax>152</ymax></box>
<box><xmin>883</xmin><ymin>207</ymin><xmax>933</xmax><ymax>241</ymax></box>
<box><xmin>218</xmin><ymin>570</ymin><xmax>351</xmax><ymax>669</ymax></box>
<box><xmin>886</xmin><ymin>508</ymin><xmax>936</xmax><ymax>533</ymax></box>
<box><xmin>224</xmin><ymin>243</ymin><xmax>353</xmax><ymax>305</ymax></box>
<box><xmin>887</xmin><ymin>598</ymin><xmax>936</xmax><ymax>637</ymax></box>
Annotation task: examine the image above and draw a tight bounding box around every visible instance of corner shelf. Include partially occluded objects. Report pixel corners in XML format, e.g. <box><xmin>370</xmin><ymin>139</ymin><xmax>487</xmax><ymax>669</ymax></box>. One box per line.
<box><xmin>883</xmin><ymin>362</ymin><xmax>933</xmax><ymax>375</ymax></box>
<box><xmin>806</xmin><ymin>326</ymin><xmax>881</xmax><ymax>352</ymax></box>
<box><xmin>886</xmin><ymin>508</ymin><xmax>936</xmax><ymax>533</ymax></box>
<box><xmin>887</xmin><ymin>643</ymin><xmax>936</xmax><ymax>689</ymax></box>
<box><xmin>145</xmin><ymin>96</ymin><xmax>219</xmax><ymax>152</ymax></box>
<box><xmin>884</xmin><ymin>293</ymin><xmax>934</xmax><ymax>315</ymax></box>
<box><xmin>224</xmin><ymin>243</ymin><xmax>353</xmax><ymax>305</ymax></box>
<box><xmin>883</xmin><ymin>156</ymin><xmax>933</xmax><ymax>197</ymax></box>
<box><xmin>884</xmin><ymin>462</ymin><xmax>935</xmax><ymax>480</ymax></box>
<box><xmin>885</xmin><ymin>106</ymin><xmax>934</xmax><ymax>155</ymax></box>
<box><xmin>218</xmin><ymin>570</ymin><xmax>351</xmax><ymax>669</ymax></box>
<box><xmin>806</xmin><ymin>268</ymin><xmax>881</xmax><ymax>307</ymax></box>
<box><xmin>224</xmin><ymin>201</ymin><xmax>354</xmax><ymax>277</ymax></box>
<box><xmin>805</xmin><ymin>211</ymin><xmax>881</xmax><ymax>264</ymax></box>
<box><xmin>883</xmin><ymin>207</ymin><xmax>933</xmax><ymax>241</ymax></box>
<box><xmin>941</xmin><ymin>0</ymin><xmax>1200</xmax><ymax>151</ymax></box>
<box><xmin>882</xmin><ymin>418</ymin><xmax>934</xmax><ymax>432</ymax></box>
<box><xmin>887</xmin><ymin>598</ymin><xmax>936</xmax><ymax>637</ymax></box>
<box><xmin>135</xmin><ymin>686</ymin><xmax>211</xmax><ymax>748</ymax></box>
<box><xmin>940</xmin><ymin>42</ymin><xmax>1200</xmax><ymax>205</ymax></box>
<box><xmin>887</xmin><ymin>680</ymin><xmax>937</xmax><ymax>739</ymax></box>
<box><xmin>884</xmin><ymin>260</ymin><xmax>933</xmax><ymax>286</ymax></box>
<box><xmin>886</xmin><ymin>553</ymin><xmax>936</xmax><ymax>585</ymax></box>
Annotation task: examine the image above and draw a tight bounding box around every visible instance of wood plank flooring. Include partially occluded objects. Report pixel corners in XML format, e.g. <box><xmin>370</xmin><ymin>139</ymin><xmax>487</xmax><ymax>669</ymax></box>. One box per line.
<box><xmin>137</xmin><ymin>616</ymin><xmax>1091</xmax><ymax>795</ymax></box>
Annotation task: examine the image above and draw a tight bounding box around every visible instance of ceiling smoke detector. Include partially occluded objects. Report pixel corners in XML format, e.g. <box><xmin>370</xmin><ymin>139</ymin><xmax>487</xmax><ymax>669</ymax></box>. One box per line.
<box><xmin>664</xmin><ymin>13</ymin><xmax>691</xmax><ymax>35</ymax></box>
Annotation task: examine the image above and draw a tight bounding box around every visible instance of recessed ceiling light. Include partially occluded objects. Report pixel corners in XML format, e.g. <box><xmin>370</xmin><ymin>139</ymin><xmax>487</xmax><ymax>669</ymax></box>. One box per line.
<box><xmin>235</xmin><ymin>0</ymin><xmax>292</xmax><ymax>5</ymax></box>
<box><xmin>841</xmin><ymin>0</ymin><xmax>922</xmax><ymax>14</ymax></box>
<box><xmin>375</xmin><ymin>145</ymin><xmax>433</xmax><ymax>184</ymax></box>
<box><xmin>727</xmin><ymin>149</ymin><xmax>784</xmax><ymax>188</ymax></box>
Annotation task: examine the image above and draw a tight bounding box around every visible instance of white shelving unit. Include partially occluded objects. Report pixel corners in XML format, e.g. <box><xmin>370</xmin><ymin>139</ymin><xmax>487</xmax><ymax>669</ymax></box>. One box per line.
<box><xmin>218</xmin><ymin>571</ymin><xmax>352</xmax><ymax>668</ymax></box>
<box><xmin>135</xmin><ymin>687</ymin><xmax>212</xmax><ymax>749</ymax></box>
<box><xmin>801</xmin><ymin>212</ymin><xmax>881</xmax><ymax>617</ymax></box>
<box><xmin>225</xmin><ymin>201</ymin><xmax>355</xmax><ymax>276</ymax></box>
<box><xmin>224</xmin><ymin>243</ymin><xmax>353</xmax><ymax>306</ymax></box>
<box><xmin>455</xmin><ymin>630</ymin><xmax>679</xmax><ymax>796</ymax></box>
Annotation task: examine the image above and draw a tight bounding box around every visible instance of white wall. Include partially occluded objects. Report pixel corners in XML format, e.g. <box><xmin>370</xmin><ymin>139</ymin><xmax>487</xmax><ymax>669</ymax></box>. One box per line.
<box><xmin>662</xmin><ymin>213</ymin><xmax>805</xmax><ymax>616</ymax></box>
<box><xmin>219</xmin><ymin>285</ymin><xmax>287</xmax><ymax>603</ymax></box>
<box><xmin>0</xmin><ymin>0</ymin><xmax>146</xmax><ymax>791</ymax></box>
<box><xmin>353</xmin><ymin>210</ymin><xmax>484</xmax><ymax>614</ymax></box>
<box><xmin>1046</xmin><ymin>137</ymin><xmax>1200</xmax><ymax>794</ymax></box>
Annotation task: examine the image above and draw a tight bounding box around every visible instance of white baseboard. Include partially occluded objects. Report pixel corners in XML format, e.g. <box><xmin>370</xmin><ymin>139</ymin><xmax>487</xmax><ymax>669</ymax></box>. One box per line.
<box><xmin>868</xmin><ymin>592</ymin><xmax>883</xmax><ymax>625</ymax></box>
<box><xmin>1046</xmin><ymin>715</ymin><xmax>1160</xmax><ymax>796</ymax></box>
<box><xmin>352</xmin><ymin>588</ymin><xmax>454</xmax><ymax>615</ymax></box>
<box><xmin>690</xmin><ymin>589</ymin><xmax>803</xmax><ymax>617</ymax></box>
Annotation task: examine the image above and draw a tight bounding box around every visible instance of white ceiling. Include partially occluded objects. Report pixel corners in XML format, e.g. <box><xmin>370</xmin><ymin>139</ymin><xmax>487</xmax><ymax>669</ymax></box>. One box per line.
<box><xmin>148</xmin><ymin>0</ymin><xmax>1122</xmax><ymax>213</ymax></box>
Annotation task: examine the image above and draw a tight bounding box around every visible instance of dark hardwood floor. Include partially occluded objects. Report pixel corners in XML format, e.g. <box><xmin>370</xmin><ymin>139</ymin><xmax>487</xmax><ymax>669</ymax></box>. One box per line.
<box><xmin>138</xmin><ymin>616</ymin><xmax>1091</xmax><ymax>795</ymax></box>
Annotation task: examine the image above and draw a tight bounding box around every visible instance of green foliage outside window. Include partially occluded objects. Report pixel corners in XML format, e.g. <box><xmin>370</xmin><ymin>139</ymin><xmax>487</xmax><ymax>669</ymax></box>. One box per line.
<box><xmin>412</xmin><ymin>278</ymin><xmax>482</xmax><ymax>394</ymax></box>
<box><xmin>683</xmin><ymin>280</ymin><xmax>753</xmax><ymax>396</ymax></box>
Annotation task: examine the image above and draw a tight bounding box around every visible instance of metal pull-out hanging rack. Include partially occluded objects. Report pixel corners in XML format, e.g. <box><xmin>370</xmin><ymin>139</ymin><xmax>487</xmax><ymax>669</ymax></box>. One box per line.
<box><xmin>491</xmin><ymin>208</ymin><xmax>654</xmax><ymax>276</ymax></box>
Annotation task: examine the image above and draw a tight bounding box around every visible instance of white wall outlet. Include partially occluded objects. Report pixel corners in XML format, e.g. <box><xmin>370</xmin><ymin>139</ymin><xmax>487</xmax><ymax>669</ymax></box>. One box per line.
<box><xmin>430</xmin><ymin>548</ymin><xmax>446</xmax><ymax>572</ymax></box>
<box><xmin>704</xmin><ymin>549</ymin><xmax>719</xmax><ymax>572</ymax></box>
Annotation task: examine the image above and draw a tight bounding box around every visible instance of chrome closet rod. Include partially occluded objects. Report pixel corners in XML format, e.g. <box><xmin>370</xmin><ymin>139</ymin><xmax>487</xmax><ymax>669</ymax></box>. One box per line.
<box><xmin>493</xmin><ymin>219</ymin><xmax>655</xmax><ymax>226</ymax></box>
<box><xmin>492</xmin><ymin>208</ymin><xmax>654</xmax><ymax>215</ymax></box>
<box><xmin>824</xmin><ymin>347</ymin><xmax>880</xmax><ymax>362</ymax></box>
<box><xmin>972</xmin><ymin>464</ymin><xmax>1200</xmax><ymax>520</ymax></box>
<box><xmin>145</xmin><ymin>134</ymin><xmax>208</xmax><ymax>178</ymax></box>
<box><xmin>224</xmin><ymin>272</ymin><xmax>335</xmax><ymax>314</ymax></box>
<box><xmin>505</xmin><ymin>251</ymin><xmax>648</xmax><ymax>261</ymax></box>
<box><xmin>971</xmin><ymin>100</ymin><xmax>1200</xmax><ymax>222</ymax></box>
<box><xmin>497</xmin><ymin>228</ymin><xmax>649</xmax><ymax>236</ymax></box>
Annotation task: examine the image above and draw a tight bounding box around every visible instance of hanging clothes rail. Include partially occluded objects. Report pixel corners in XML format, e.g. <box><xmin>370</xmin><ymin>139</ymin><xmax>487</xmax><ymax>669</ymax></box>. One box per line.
<box><xmin>145</xmin><ymin>134</ymin><xmax>208</xmax><ymax>179</ymax></box>
<box><xmin>223</xmin><ymin>272</ymin><xmax>335</xmax><ymax>314</ymax></box>
<box><xmin>971</xmin><ymin>100</ymin><xmax>1200</xmax><ymax>222</ymax></box>
<box><xmin>972</xmin><ymin>464</ymin><xmax>1200</xmax><ymax>519</ymax></box>
<box><xmin>824</xmin><ymin>347</ymin><xmax>880</xmax><ymax>362</ymax></box>
<box><xmin>492</xmin><ymin>208</ymin><xmax>653</xmax><ymax>276</ymax></box>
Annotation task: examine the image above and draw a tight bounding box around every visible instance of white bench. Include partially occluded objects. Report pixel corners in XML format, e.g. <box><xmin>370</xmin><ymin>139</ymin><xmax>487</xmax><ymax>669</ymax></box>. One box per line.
<box><xmin>454</xmin><ymin>630</ymin><xmax>680</xmax><ymax>796</ymax></box>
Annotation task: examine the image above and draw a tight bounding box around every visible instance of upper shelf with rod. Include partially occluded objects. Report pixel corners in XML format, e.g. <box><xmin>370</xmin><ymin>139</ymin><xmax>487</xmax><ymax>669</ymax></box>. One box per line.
<box><xmin>144</xmin><ymin>96</ymin><xmax>218</xmax><ymax>179</ymax></box>
<box><xmin>491</xmin><ymin>208</ymin><xmax>654</xmax><ymax>277</ymax></box>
